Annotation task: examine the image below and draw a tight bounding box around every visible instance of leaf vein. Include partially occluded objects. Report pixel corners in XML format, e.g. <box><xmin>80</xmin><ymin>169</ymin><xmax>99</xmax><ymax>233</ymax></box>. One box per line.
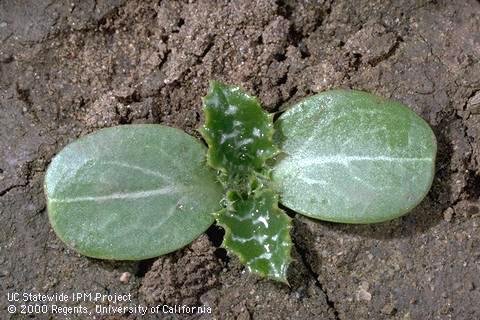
<box><xmin>50</xmin><ymin>186</ymin><xmax>178</xmax><ymax>203</ymax></box>
<box><xmin>297</xmin><ymin>155</ymin><xmax>432</xmax><ymax>166</ymax></box>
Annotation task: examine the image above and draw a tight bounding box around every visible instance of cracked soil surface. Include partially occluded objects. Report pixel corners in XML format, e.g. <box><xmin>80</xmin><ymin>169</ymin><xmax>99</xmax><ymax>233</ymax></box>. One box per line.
<box><xmin>1</xmin><ymin>0</ymin><xmax>480</xmax><ymax>319</ymax></box>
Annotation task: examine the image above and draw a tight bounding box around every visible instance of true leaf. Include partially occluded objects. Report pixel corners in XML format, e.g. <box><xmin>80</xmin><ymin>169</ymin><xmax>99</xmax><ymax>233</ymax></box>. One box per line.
<box><xmin>201</xmin><ymin>81</ymin><xmax>292</xmax><ymax>281</ymax></box>
<box><xmin>216</xmin><ymin>189</ymin><xmax>292</xmax><ymax>283</ymax></box>
<box><xmin>200</xmin><ymin>81</ymin><xmax>278</xmax><ymax>189</ymax></box>
<box><xmin>272</xmin><ymin>90</ymin><xmax>437</xmax><ymax>223</ymax></box>
<box><xmin>45</xmin><ymin>125</ymin><xmax>223</xmax><ymax>260</ymax></box>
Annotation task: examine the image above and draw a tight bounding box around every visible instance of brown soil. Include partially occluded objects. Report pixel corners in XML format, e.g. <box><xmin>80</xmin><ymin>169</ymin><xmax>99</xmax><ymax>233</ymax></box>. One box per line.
<box><xmin>1</xmin><ymin>0</ymin><xmax>479</xmax><ymax>319</ymax></box>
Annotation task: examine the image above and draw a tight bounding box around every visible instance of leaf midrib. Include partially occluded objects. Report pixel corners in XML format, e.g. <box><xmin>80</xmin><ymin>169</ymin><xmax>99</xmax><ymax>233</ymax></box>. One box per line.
<box><xmin>290</xmin><ymin>155</ymin><xmax>433</xmax><ymax>167</ymax></box>
<box><xmin>49</xmin><ymin>185</ymin><xmax>180</xmax><ymax>203</ymax></box>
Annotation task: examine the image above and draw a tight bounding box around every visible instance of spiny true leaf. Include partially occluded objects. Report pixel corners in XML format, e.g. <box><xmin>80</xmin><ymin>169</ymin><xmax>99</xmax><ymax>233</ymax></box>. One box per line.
<box><xmin>216</xmin><ymin>189</ymin><xmax>292</xmax><ymax>282</ymax></box>
<box><xmin>201</xmin><ymin>81</ymin><xmax>292</xmax><ymax>282</ymax></box>
<box><xmin>200</xmin><ymin>81</ymin><xmax>278</xmax><ymax>187</ymax></box>
<box><xmin>45</xmin><ymin>125</ymin><xmax>223</xmax><ymax>260</ymax></box>
<box><xmin>272</xmin><ymin>90</ymin><xmax>437</xmax><ymax>223</ymax></box>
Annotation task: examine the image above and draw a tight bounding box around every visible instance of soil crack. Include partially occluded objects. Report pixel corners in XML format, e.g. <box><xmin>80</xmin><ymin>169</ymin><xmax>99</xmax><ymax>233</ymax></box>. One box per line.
<box><xmin>369</xmin><ymin>36</ymin><xmax>402</xmax><ymax>67</ymax></box>
<box><xmin>0</xmin><ymin>183</ymin><xmax>28</xmax><ymax>197</ymax></box>
<box><xmin>292</xmin><ymin>235</ymin><xmax>340</xmax><ymax>320</ymax></box>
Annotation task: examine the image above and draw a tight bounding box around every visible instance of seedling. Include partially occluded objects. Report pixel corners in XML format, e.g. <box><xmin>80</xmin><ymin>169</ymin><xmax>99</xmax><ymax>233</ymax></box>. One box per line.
<box><xmin>45</xmin><ymin>82</ymin><xmax>436</xmax><ymax>282</ymax></box>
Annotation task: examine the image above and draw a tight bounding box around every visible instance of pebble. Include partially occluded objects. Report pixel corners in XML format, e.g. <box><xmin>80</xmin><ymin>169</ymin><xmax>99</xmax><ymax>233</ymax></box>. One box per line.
<box><xmin>443</xmin><ymin>207</ymin><xmax>454</xmax><ymax>222</ymax></box>
<box><xmin>119</xmin><ymin>272</ymin><xmax>131</xmax><ymax>284</ymax></box>
<box><xmin>357</xmin><ymin>288</ymin><xmax>372</xmax><ymax>302</ymax></box>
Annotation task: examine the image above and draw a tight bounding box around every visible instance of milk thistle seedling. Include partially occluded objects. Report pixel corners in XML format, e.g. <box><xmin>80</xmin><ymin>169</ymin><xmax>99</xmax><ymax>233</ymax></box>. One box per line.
<box><xmin>45</xmin><ymin>82</ymin><xmax>436</xmax><ymax>282</ymax></box>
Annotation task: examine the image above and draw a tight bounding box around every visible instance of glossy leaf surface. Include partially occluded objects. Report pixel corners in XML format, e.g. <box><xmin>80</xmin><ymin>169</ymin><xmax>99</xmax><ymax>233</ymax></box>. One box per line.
<box><xmin>45</xmin><ymin>125</ymin><xmax>223</xmax><ymax>260</ymax></box>
<box><xmin>216</xmin><ymin>190</ymin><xmax>292</xmax><ymax>282</ymax></box>
<box><xmin>201</xmin><ymin>81</ymin><xmax>278</xmax><ymax>187</ymax></box>
<box><xmin>273</xmin><ymin>90</ymin><xmax>437</xmax><ymax>223</ymax></box>
<box><xmin>202</xmin><ymin>81</ymin><xmax>292</xmax><ymax>281</ymax></box>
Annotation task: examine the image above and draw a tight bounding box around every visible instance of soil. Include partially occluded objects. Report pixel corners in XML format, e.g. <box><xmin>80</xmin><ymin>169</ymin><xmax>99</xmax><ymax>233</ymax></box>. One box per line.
<box><xmin>1</xmin><ymin>0</ymin><xmax>479</xmax><ymax>319</ymax></box>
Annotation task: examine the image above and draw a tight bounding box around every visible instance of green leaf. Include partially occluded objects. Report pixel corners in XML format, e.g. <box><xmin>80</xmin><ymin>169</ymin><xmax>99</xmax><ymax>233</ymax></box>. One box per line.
<box><xmin>45</xmin><ymin>125</ymin><xmax>223</xmax><ymax>260</ymax></box>
<box><xmin>201</xmin><ymin>81</ymin><xmax>292</xmax><ymax>282</ymax></box>
<box><xmin>216</xmin><ymin>189</ymin><xmax>292</xmax><ymax>282</ymax></box>
<box><xmin>272</xmin><ymin>90</ymin><xmax>437</xmax><ymax>223</ymax></box>
<box><xmin>200</xmin><ymin>81</ymin><xmax>278</xmax><ymax>189</ymax></box>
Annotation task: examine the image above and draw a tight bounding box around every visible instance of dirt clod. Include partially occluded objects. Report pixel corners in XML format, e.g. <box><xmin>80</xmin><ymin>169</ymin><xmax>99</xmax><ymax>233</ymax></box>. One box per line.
<box><xmin>381</xmin><ymin>303</ymin><xmax>397</xmax><ymax>315</ymax></box>
<box><xmin>140</xmin><ymin>235</ymin><xmax>222</xmax><ymax>306</ymax></box>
